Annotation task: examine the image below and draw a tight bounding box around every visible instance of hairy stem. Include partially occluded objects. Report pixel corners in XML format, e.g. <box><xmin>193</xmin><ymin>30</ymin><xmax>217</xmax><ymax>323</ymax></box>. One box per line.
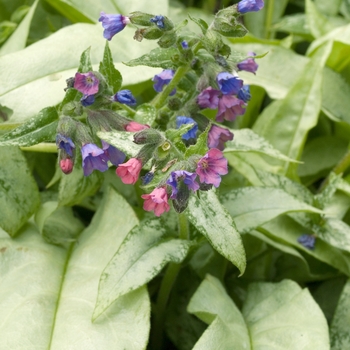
<box><xmin>20</xmin><ymin>143</ymin><xmax>57</xmax><ymax>153</ymax></box>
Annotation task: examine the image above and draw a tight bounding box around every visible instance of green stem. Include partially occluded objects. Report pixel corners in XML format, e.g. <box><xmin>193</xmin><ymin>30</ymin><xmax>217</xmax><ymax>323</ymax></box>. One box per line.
<box><xmin>20</xmin><ymin>143</ymin><xmax>57</xmax><ymax>153</ymax></box>
<box><xmin>152</xmin><ymin>214</ymin><xmax>189</xmax><ymax>349</ymax></box>
<box><xmin>264</xmin><ymin>0</ymin><xmax>275</xmax><ymax>39</ymax></box>
<box><xmin>115</xmin><ymin>102</ymin><xmax>136</xmax><ymax>117</ymax></box>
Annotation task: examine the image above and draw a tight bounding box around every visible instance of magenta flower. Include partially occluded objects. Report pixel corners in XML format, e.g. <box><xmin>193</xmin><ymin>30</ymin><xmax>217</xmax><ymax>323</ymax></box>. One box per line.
<box><xmin>124</xmin><ymin>121</ymin><xmax>150</xmax><ymax>132</ymax></box>
<box><xmin>166</xmin><ymin>170</ymin><xmax>200</xmax><ymax>199</ymax></box>
<box><xmin>153</xmin><ymin>69</ymin><xmax>176</xmax><ymax>95</ymax></box>
<box><xmin>99</xmin><ymin>12</ymin><xmax>130</xmax><ymax>40</ymax></box>
<box><xmin>216</xmin><ymin>95</ymin><xmax>246</xmax><ymax>122</ymax></box>
<box><xmin>208</xmin><ymin>125</ymin><xmax>234</xmax><ymax>151</ymax></box>
<box><xmin>237</xmin><ymin>0</ymin><xmax>264</xmax><ymax>14</ymax></box>
<box><xmin>101</xmin><ymin>140</ymin><xmax>125</xmax><ymax>167</ymax></box>
<box><xmin>81</xmin><ymin>143</ymin><xmax>109</xmax><ymax>176</ymax></box>
<box><xmin>196</xmin><ymin>149</ymin><xmax>228</xmax><ymax>187</ymax></box>
<box><xmin>74</xmin><ymin>72</ymin><xmax>99</xmax><ymax>95</ymax></box>
<box><xmin>60</xmin><ymin>158</ymin><xmax>73</xmax><ymax>175</ymax></box>
<box><xmin>237</xmin><ymin>52</ymin><xmax>258</xmax><ymax>74</ymax></box>
<box><xmin>116</xmin><ymin>158</ymin><xmax>142</xmax><ymax>184</ymax></box>
<box><xmin>141</xmin><ymin>187</ymin><xmax>170</xmax><ymax>217</ymax></box>
<box><xmin>197</xmin><ymin>87</ymin><xmax>220</xmax><ymax>109</ymax></box>
<box><xmin>216</xmin><ymin>72</ymin><xmax>243</xmax><ymax>95</ymax></box>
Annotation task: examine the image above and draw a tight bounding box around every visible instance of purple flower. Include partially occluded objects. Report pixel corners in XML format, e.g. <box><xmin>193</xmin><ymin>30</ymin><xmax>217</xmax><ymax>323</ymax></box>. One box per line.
<box><xmin>237</xmin><ymin>85</ymin><xmax>251</xmax><ymax>103</ymax></box>
<box><xmin>237</xmin><ymin>52</ymin><xmax>258</xmax><ymax>74</ymax></box>
<box><xmin>216</xmin><ymin>72</ymin><xmax>243</xmax><ymax>95</ymax></box>
<box><xmin>56</xmin><ymin>134</ymin><xmax>75</xmax><ymax>157</ymax></box>
<box><xmin>216</xmin><ymin>95</ymin><xmax>246</xmax><ymax>122</ymax></box>
<box><xmin>153</xmin><ymin>69</ymin><xmax>176</xmax><ymax>95</ymax></box>
<box><xmin>181</xmin><ymin>40</ymin><xmax>189</xmax><ymax>49</ymax></box>
<box><xmin>298</xmin><ymin>234</ymin><xmax>316</xmax><ymax>250</ymax></box>
<box><xmin>99</xmin><ymin>12</ymin><xmax>130</xmax><ymax>40</ymax></box>
<box><xmin>101</xmin><ymin>140</ymin><xmax>126</xmax><ymax>167</ymax></box>
<box><xmin>237</xmin><ymin>0</ymin><xmax>264</xmax><ymax>13</ymax></box>
<box><xmin>167</xmin><ymin>170</ymin><xmax>200</xmax><ymax>199</ymax></box>
<box><xmin>74</xmin><ymin>72</ymin><xmax>99</xmax><ymax>95</ymax></box>
<box><xmin>141</xmin><ymin>171</ymin><xmax>155</xmax><ymax>185</ymax></box>
<box><xmin>111</xmin><ymin>89</ymin><xmax>136</xmax><ymax>105</ymax></box>
<box><xmin>81</xmin><ymin>94</ymin><xmax>95</xmax><ymax>107</ymax></box>
<box><xmin>81</xmin><ymin>143</ymin><xmax>109</xmax><ymax>176</ymax></box>
<box><xmin>176</xmin><ymin>116</ymin><xmax>198</xmax><ymax>140</ymax></box>
<box><xmin>197</xmin><ymin>87</ymin><xmax>220</xmax><ymax>109</ymax></box>
<box><xmin>150</xmin><ymin>15</ymin><xmax>165</xmax><ymax>29</ymax></box>
<box><xmin>196</xmin><ymin>149</ymin><xmax>228</xmax><ymax>187</ymax></box>
<box><xmin>208</xmin><ymin>125</ymin><xmax>234</xmax><ymax>151</ymax></box>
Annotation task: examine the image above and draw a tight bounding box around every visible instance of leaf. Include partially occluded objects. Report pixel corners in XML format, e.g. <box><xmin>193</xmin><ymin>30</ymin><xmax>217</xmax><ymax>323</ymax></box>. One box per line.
<box><xmin>0</xmin><ymin>107</ymin><xmax>58</xmax><ymax>146</ymax></box>
<box><xmin>330</xmin><ymin>279</ymin><xmax>350</xmax><ymax>349</ymax></box>
<box><xmin>188</xmin><ymin>14</ymin><xmax>208</xmax><ymax>34</ymax></box>
<box><xmin>185</xmin><ymin>125</ymin><xmax>209</xmax><ymax>158</ymax></box>
<box><xmin>98</xmin><ymin>130</ymin><xmax>141</xmax><ymax>158</ymax></box>
<box><xmin>188</xmin><ymin>275</ymin><xmax>329</xmax><ymax>350</ymax></box>
<box><xmin>186</xmin><ymin>190</ymin><xmax>246</xmax><ymax>275</ymax></box>
<box><xmin>93</xmin><ymin>217</ymin><xmax>191</xmax><ymax>320</ymax></box>
<box><xmin>0</xmin><ymin>186</ymin><xmax>150</xmax><ymax>349</ymax></box>
<box><xmin>0</xmin><ymin>146</ymin><xmax>40</xmax><ymax>236</ymax></box>
<box><xmin>58</xmin><ymin>162</ymin><xmax>103</xmax><ymax>207</ymax></box>
<box><xmin>221</xmin><ymin>187</ymin><xmax>323</xmax><ymax>233</ymax></box>
<box><xmin>124</xmin><ymin>47</ymin><xmax>178</xmax><ymax>69</ymax></box>
<box><xmin>224</xmin><ymin>128</ymin><xmax>299</xmax><ymax>163</ymax></box>
<box><xmin>273</xmin><ymin>14</ymin><xmax>312</xmax><ymax>39</ymax></box>
<box><xmin>0</xmin><ymin>0</ymin><xmax>38</xmax><ymax>55</ymax></box>
<box><xmin>99</xmin><ymin>41</ymin><xmax>122</xmax><ymax>93</ymax></box>
<box><xmin>134</xmin><ymin>103</ymin><xmax>157</xmax><ymax>127</ymax></box>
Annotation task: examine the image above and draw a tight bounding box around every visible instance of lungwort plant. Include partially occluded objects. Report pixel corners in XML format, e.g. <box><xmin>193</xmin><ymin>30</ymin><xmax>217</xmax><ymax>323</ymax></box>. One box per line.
<box><xmin>1</xmin><ymin>0</ymin><xmax>350</xmax><ymax>349</ymax></box>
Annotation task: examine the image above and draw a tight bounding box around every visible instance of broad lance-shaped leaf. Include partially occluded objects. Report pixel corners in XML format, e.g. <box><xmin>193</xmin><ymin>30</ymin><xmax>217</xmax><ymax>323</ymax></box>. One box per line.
<box><xmin>253</xmin><ymin>42</ymin><xmax>331</xmax><ymax>176</ymax></box>
<box><xmin>224</xmin><ymin>128</ymin><xmax>299</xmax><ymax>163</ymax></box>
<box><xmin>0</xmin><ymin>107</ymin><xmax>58</xmax><ymax>146</ymax></box>
<box><xmin>0</xmin><ymin>187</ymin><xmax>150</xmax><ymax>349</ymax></box>
<box><xmin>188</xmin><ymin>275</ymin><xmax>329</xmax><ymax>350</ymax></box>
<box><xmin>221</xmin><ymin>187</ymin><xmax>323</xmax><ymax>234</ymax></box>
<box><xmin>93</xmin><ymin>217</ymin><xmax>191</xmax><ymax>320</ymax></box>
<box><xmin>0</xmin><ymin>146</ymin><xmax>40</xmax><ymax>236</ymax></box>
<box><xmin>134</xmin><ymin>103</ymin><xmax>157</xmax><ymax>127</ymax></box>
<box><xmin>186</xmin><ymin>190</ymin><xmax>246</xmax><ymax>275</ymax></box>
<box><xmin>330</xmin><ymin>278</ymin><xmax>350</xmax><ymax>350</ymax></box>
<box><xmin>305</xmin><ymin>0</ymin><xmax>334</xmax><ymax>38</ymax></box>
<box><xmin>99</xmin><ymin>41</ymin><xmax>122</xmax><ymax>93</ymax></box>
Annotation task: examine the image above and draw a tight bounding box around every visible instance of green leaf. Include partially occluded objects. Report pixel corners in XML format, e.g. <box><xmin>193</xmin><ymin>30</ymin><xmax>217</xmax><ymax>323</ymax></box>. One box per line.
<box><xmin>35</xmin><ymin>201</ymin><xmax>84</xmax><ymax>247</ymax></box>
<box><xmin>330</xmin><ymin>279</ymin><xmax>350</xmax><ymax>349</ymax></box>
<box><xmin>98</xmin><ymin>130</ymin><xmax>141</xmax><ymax>158</ymax></box>
<box><xmin>0</xmin><ymin>187</ymin><xmax>150</xmax><ymax>348</ymax></box>
<box><xmin>99</xmin><ymin>41</ymin><xmax>122</xmax><ymax>93</ymax></box>
<box><xmin>0</xmin><ymin>107</ymin><xmax>58</xmax><ymax>146</ymax></box>
<box><xmin>315</xmin><ymin>0</ymin><xmax>342</xmax><ymax>16</ymax></box>
<box><xmin>124</xmin><ymin>47</ymin><xmax>178</xmax><ymax>69</ymax></box>
<box><xmin>185</xmin><ymin>125</ymin><xmax>209</xmax><ymax>158</ymax></box>
<box><xmin>58</xmin><ymin>163</ymin><xmax>103</xmax><ymax>207</ymax></box>
<box><xmin>0</xmin><ymin>146</ymin><xmax>40</xmax><ymax>236</ymax></box>
<box><xmin>0</xmin><ymin>0</ymin><xmax>38</xmax><ymax>55</ymax></box>
<box><xmin>222</xmin><ymin>187</ymin><xmax>323</xmax><ymax>234</ymax></box>
<box><xmin>224</xmin><ymin>128</ymin><xmax>299</xmax><ymax>163</ymax></box>
<box><xmin>188</xmin><ymin>275</ymin><xmax>329</xmax><ymax>350</ymax></box>
<box><xmin>188</xmin><ymin>14</ymin><xmax>208</xmax><ymax>34</ymax></box>
<box><xmin>186</xmin><ymin>190</ymin><xmax>246</xmax><ymax>275</ymax></box>
<box><xmin>134</xmin><ymin>103</ymin><xmax>157</xmax><ymax>127</ymax></box>
<box><xmin>273</xmin><ymin>14</ymin><xmax>312</xmax><ymax>39</ymax></box>
<box><xmin>93</xmin><ymin>217</ymin><xmax>191</xmax><ymax>320</ymax></box>
<box><xmin>0</xmin><ymin>21</ymin><xmax>17</xmax><ymax>45</ymax></box>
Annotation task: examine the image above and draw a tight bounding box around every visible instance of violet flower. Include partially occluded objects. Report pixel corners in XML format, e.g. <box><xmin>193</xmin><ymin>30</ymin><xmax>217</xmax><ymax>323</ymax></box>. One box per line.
<box><xmin>197</xmin><ymin>87</ymin><xmax>220</xmax><ymax>109</ymax></box>
<box><xmin>111</xmin><ymin>89</ymin><xmax>136</xmax><ymax>105</ymax></box>
<box><xmin>56</xmin><ymin>134</ymin><xmax>75</xmax><ymax>157</ymax></box>
<box><xmin>237</xmin><ymin>0</ymin><xmax>264</xmax><ymax>14</ymax></box>
<box><xmin>237</xmin><ymin>52</ymin><xmax>258</xmax><ymax>74</ymax></box>
<box><xmin>176</xmin><ymin>116</ymin><xmax>198</xmax><ymax>140</ymax></box>
<box><xmin>152</xmin><ymin>69</ymin><xmax>176</xmax><ymax>95</ymax></box>
<box><xmin>81</xmin><ymin>94</ymin><xmax>95</xmax><ymax>107</ymax></box>
<box><xmin>166</xmin><ymin>170</ymin><xmax>200</xmax><ymax>199</ymax></box>
<box><xmin>99</xmin><ymin>12</ymin><xmax>130</xmax><ymax>40</ymax></box>
<box><xmin>150</xmin><ymin>15</ymin><xmax>165</xmax><ymax>29</ymax></box>
<box><xmin>216</xmin><ymin>72</ymin><xmax>243</xmax><ymax>95</ymax></box>
<box><xmin>81</xmin><ymin>143</ymin><xmax>109</xmax><ymax>176</ymax></box>
<box><xmin>101</xmin><ymin>140</ymin><xmax>125</xmax><ymax>167</ymax></box>
<box><xmin>298</xmin><ymin>234</ymin><xmax>316</xmax><ymax>250</ymax></box>
<box><xmin>208</xmin><ymin>125</ymin><xmax>234</xmax><ymax>151</ymax></box>
<box><xmin>237</xmin><ymin>85</ymin><xmax>251</xmax><ymax>103</ymax></box>
<box><xmin>216</xmin><ymin>95</ymin><xmax>246</xmax><ymax>122</ymax></box>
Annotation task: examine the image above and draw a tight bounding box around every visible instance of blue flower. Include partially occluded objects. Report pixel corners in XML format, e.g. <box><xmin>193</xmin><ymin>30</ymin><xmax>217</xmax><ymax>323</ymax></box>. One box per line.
<box><xmin>111</xmin><ymin>89</ymin><xmax>136</xmax><ymax>105</ymax></box>
<box><xmin>216</xmin><ymin>72</ymin><xmax>244</xmax><ymax>95</ymax></box>
<box><xmin>237</xmin><ymin>85</ymin><xmax>251</xmax><ymax>103</ymax></box>
<box><xmin>101</xmin><ymin>140</ymin><xmax>126</xmax><ymax>167</ymax></box>
<box><xmin>166</xmin><ymin>170</ymin><xmax>199</xmax><ymax>199</ymax></box>
<box><xmin>297</xmin><ymin>234</ymin><xmax>316</xmax><ymax>250</ymax></box>
<box><xmin>150</xmin><ymin>15</ymin><xmax>165</xmax><ymax>29</ymax></box>
<box><xmin>141</xmin><ymin>171</ymin><xmax>155</xmax><ymax>185</ymax></box>
<box><xmin>81</xmin><ymin>143</ymin><xmax>109</xmax><ymax>176</ymax></box>
<box><xmin>81</xmin><ymin>94</ymin><xmax>95</xmax><ymax>107</ymax></box>
<box><xmin>99</xmin><ymin>12</ymin><xmax>130</xmax><ymax>40</ymax></box>
<box><xmin>56</xmin><ymin>134</ymin><xmax>75</xmax><ymax>157</ymax></box>
<box><xmin>152</xmin><ymin>69</ymin><xmax>176</xmax><ymax>95</ymax></box>
<box><xmin>237</xmin><ymin>0</ymin><xmax>264</xmax><ymax>14</ymax></box>
<box><xmin>176</xmin><ymin>116</ymin><xmax>198</xmax><ymax>140</ymax></box>
<box><xmin>181</xmin><ymin>40</ymin><xmax>189</xmax><ymax>49</ymax></box>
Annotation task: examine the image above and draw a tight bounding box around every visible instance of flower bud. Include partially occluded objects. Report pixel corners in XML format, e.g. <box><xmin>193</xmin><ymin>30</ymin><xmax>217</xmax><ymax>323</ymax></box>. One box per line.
<box><xmin>133</xmin><ymin>128</ymin><xmax>163</xmax><ymax>145</ymax></box>
<box><xmin>133</xmin><ymin>27</ymin><xmax>164</xmax><ymax>42</ymax></box>
<box><xmin>150</xmin><ymin>15</ymin><xmax>174</xmax><ymax>31</ymax></box>
<box><xmin>60</xmin><ymin>158</ymin><xmax>74</xmax><ymax>175</ymax></box>
<box><xmin>168</xmin><ymin>97</ymin><xmax>182</xmax><ymax>111</ymax></box>
<box><xmin>157</xmin><ymin>31</ymin><xmax>177</xmax><ymax>48</ymax></box>
<box><xmin>129</xmin><ymin>11</ymin><xmax>155</xmax><ymax>26</ymax></box>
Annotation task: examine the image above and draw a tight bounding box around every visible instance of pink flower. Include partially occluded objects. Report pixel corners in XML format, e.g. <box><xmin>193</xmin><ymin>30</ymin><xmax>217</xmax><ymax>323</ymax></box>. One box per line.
<box><xmin>125</xmin><ymin>121</ymin><xmax>150</xmax><ymax>132</ymax></box>
<box><xmin>208</xmin><ymin>125</ymin><xmax>234</xmax><ymax>151</ymax></box>
<box><xmin>74</xmin><ymin>72</ymin><xmax>99</xmax><ymax>95</ymax></box>
<box><xmin>216</xmin><ymin>95</ymin><xmax>246</xmax><ymax>122</ymax></box>
<box><xmin>116</xmin><ymin>158</ymin><xmax>142</xmax><ymax>184</ymax></box>
<box><xmin>60</xmin><ymin>158</ymin><xmax>73</xmax><ymax>174</ymax></box>
<box><xmin>196</xmin><ymin>149</ymin><xmax>228</xmax><ymax>187</ymax></box>
<box><xmin>141</xmin><ymin>187</ymin><xmax>170</xmax><ymax>217</ymax></box>
<box><xmin>197</xmin><ymin>87</ymin><xmax>220</xmax><ymax>109</ymax></box>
